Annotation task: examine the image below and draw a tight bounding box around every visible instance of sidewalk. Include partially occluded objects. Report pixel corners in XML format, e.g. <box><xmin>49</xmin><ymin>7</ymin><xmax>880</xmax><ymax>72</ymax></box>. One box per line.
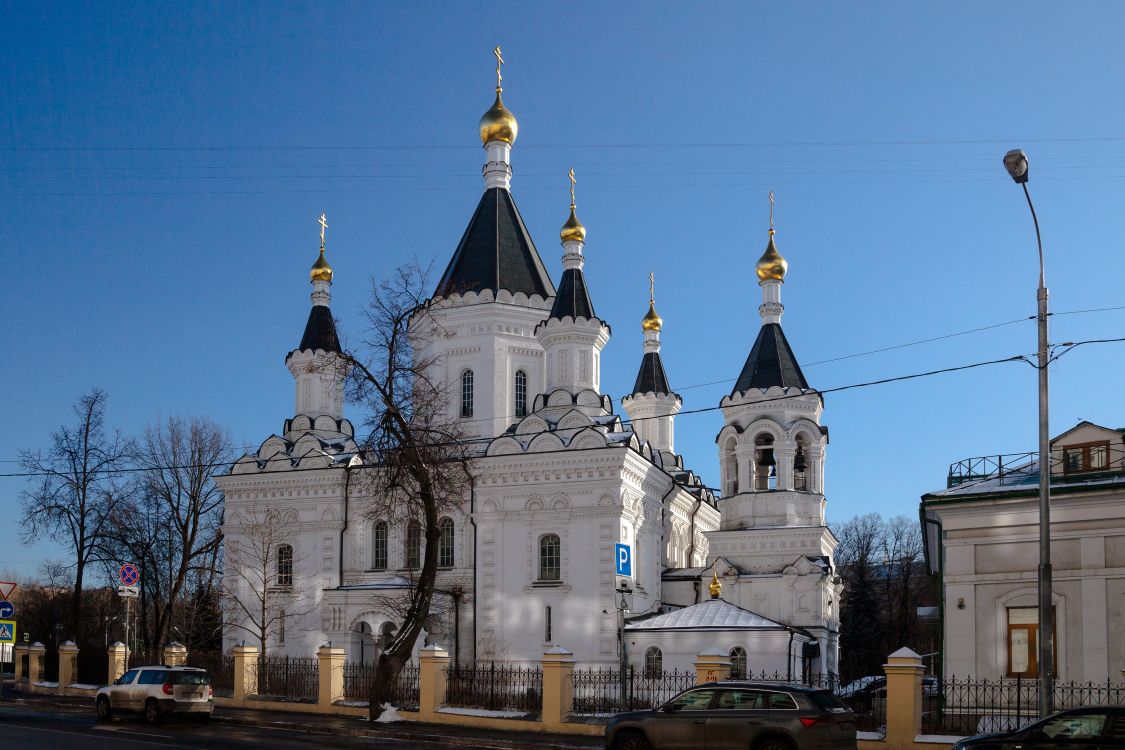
<box><xmin>1</xmin><ymin>689</ymin><xmax>603</xmax><ymax>749</ymax></box>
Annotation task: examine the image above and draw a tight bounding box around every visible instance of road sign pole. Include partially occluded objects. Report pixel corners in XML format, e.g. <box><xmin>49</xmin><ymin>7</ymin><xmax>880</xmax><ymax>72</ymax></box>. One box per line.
<box><xmin>124</xmin><ymin>597</ymin><xmax>131</xmax><ymax>669</ymax></box>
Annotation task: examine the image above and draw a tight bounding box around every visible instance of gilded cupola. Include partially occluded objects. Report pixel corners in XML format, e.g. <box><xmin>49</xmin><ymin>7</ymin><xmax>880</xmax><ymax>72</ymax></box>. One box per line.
<box><xmin>310</xmin><ymin>212</ymin><xmax>333</xmax><ymax>282</ymax></box>
<box><xmin>560</xmin><ymin>168</ymin><xmax>586</xmax><ymax>243</ymax></box>
<box><xmin>755</xmin><ymin>229</ymin><xmax>787</xmax><ymax>282</ymax></box>
<box><xmin>479</xmin><ymin>46</ymin><xmax>518</xmax><ymax>145</ymax></box>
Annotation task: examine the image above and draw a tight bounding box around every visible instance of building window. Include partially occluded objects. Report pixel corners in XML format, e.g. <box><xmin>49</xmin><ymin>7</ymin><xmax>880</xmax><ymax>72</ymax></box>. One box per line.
<box><xmin>539</xmin><ymin>534</ymin><xmax>561</xmax><ymax>582</ymax></box>
<box><xmin>645</xmin><ymin>646</ymin><xmax>663</xmax><ymax>678</ymax></box>
<box><xmin>278</xmin><ymin>609</ymin><xmax>286</xmax><ymax>644</ymax></box>
<box><xmin>1007</xmin><ymin>606</ymin><xmax>1056</xmax><ymax>677</ymax></box>
<box><xmin>371</xmin><ymin>521</ymin><xmax>388</xmax><ymax>570</ymax></box>
<box><xmin>1063</xmin><ymin>441</ymin><xmax>1111</xmax><ymax>474</ymax></box>
<box><xmin>754</xmin><ymin>434</ymin><xmax>776</xmax><ymax>490</ymax></box>
<box><xmin>277</xmin><ymin>544</ymin><xmax>293</xmax><ymax>587</ymax></box>
<box><xmin>794</xmin><ymin>438</ymin><xmax>809</xmax><ymax>491</ymax></box>
<box><xmin>730</xmin><ymin>647</ymin><xmax>748</xmax><ymax>679</ymax></box>
<box><xmin>722</xmin><ymin>437</ymin><xmax>738</xmax><ymax>495</ymax></box>
<box><xmin>405</xmin><ymin>520</ymin><xmax>421</xmax><ymax>569</ymax></box>
<box><xmin>461</xmin><ymin>369</ymin><xmax>474</xmax><ymax>418</ymax></box>
<box><xmin>438</xmin><ymin>516</ymin><xmax>455</xmax><ymax>568</ymax></box>
<box><xmin>515</xmin><ymin>369</ymin><xmax>528</xmax><ymax>418</ymax></box>
<box><xmin>544</xmin><ymin>605</ymin><xmax>552</xmax><ymax>642</ymax></box>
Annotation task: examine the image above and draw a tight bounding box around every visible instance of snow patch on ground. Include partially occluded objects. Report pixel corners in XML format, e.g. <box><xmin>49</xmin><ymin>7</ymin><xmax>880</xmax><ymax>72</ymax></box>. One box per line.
<box><xmin>375</xmin><ymin>703</ymin><xmax>403</xmax><ymax>723</ymax></box>
<box><xmin>335</xmin><ymin>700</ymin><xmax>369</xmax><ymax>707</ymax></box>
<box><xmin>33</xmin><ymin>681</ymin><xmax>59</xmax><ymax>688</ymax></box>
<box><xmin>857</xmin><ymin>731</ymin><xmax>886</xmax><ymax>741</ymax></box>
<box><xmin>916</xmin><ymin>735</ymin><xmax>968</xmax><ymax>743</ymax></box>
<box><xmin>68</xmin><ymin>683</ymin><xmax>101</xmax><ymax>690</ymax></box>
<box><xmin>437</xmin><ymin>706</ymin><xmax>527</xmax><ymax>719</ymax></box>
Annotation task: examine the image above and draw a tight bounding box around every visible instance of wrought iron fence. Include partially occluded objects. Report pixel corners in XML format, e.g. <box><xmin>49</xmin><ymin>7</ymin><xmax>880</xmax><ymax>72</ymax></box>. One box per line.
<box><xmin>42</xmin><ymin>648</ymin><xmax>58</xmax><ymax>682</ymax></box>
<box><xmin>76</xmin><ymin>647</ymin><xmax>109</xmax><ymax>685</ymax></box>
<box><xmin>921</xmin><ymin>677</ymin><xmax>1125</xmax><ymax>735</ymax></box>
<box><xmin>445</xmin><ymin>663</ymin><xmax>543</xmax><ymax>714</ymax></box>
<box><xmin>188</xmin><ymin>651</ymin><xmax>234</xmax><ymax>696</ymax></box>
<box><xmin>255</xmin><ymin>654</ymin><xmax>319</xmax><ymax>699</ymax></box>
<box><xmin>571</xmin><ymin>666</ymin><xmax>695</xmax><ymax>714</ymax></box>
<box><xmin>342</xmin><ymin>662</ymin><xmax>420</xmax><ymax>708</ymax></box>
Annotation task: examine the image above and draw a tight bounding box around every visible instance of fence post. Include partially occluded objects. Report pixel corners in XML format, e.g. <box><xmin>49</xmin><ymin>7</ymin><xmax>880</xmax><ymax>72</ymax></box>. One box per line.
<box><xmin>418</xmin><ymin>643</ymin><xmax>450</xmax><ymax>721</ymax></box>
<box><xmin>695</xmin><ymin>647</ymin><xmax>733</xmax><ymax>685</ymax></box>
<box><xmin>28</xmin><ymin>642</ymin><xmax>46</xmax><ymax>689</ymax></box>
<box><xmin>542</xmin><ymin>645</ymin><xmax>575</xmax><ymax>728</ymax></box>
<box><xmin>58</xmin><ymin>640</ymin><xmax>79</xmax><ymax>695</ymax></box>
<box><xmin>107</xmin><ymin>642</ymin><xmax>128</xmax><ymax>685</ymax></box>
<box><xmin>317</xmin><ymin>645</ymin><xmax>346</xmax><ymax>707</ymax></box>
<box><xmin>162</xmin><ymin>641</ymin><xmax>187</xmax><ymax>667</ymax></box>
<box><xmin>14</xmin><ymin>643</ymin><xmax>28</xmax><ymax>683</ymax></box>
<box><xmin>884</xmin><ymin>647</ymin><xmax>924</xmax><ymax>749</ymax></box>
<box><xmin>232</xmin><ymin>644</ymin><xmax>260</xmax><ymax>704</ymax></box>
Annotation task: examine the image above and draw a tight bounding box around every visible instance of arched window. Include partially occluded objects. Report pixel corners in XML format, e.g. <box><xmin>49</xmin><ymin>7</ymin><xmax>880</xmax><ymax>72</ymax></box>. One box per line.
<box><xmin>371</xmin><ymin>521</ymin><xmax>388</xmax><ymax>570</ymax></box>
<box><xmin>539</xmin><ymin>534</ymin><xmax>561</xmax><ymax>582</ymax></box>
<box><xmin>460</xmin><ymin>369</ymin><xmax>474</xmax><ymax>418</ymax></box>
<box><xmin>645</xmin><ymin>646</ymin><xmax>663</xmax><ymax>678</ymax></box>
<box><xmin>729</xmin><ymin>647</ymin><xmax>747</xmax><ymax>679</ymax></box>
<box><xmin>405</xmin><ymin>520</ymin><xmax>421</xmax><ymax>569</ymax></box>
<box><xmin>514</xmin><ymin>369</ymin><xmax>528</xmax><ymax>418</ymax></box>
<box><xmin>794</xmin><ymin>436</ymin><xmax>809</xmax><ymax>491</ymax></box>
<box><xmin>723</xmin><ymin>437</ymin><xmax>739</xmax><ymax>495</ymax></box>
<box><xmin>438</xmin><ymin>516</ymin><xmax>455</xmax><ymax>568</ymax></box>
<box><xmin>544</xmin><ymin>605</ymin><xmax>552</xmax><ymax>642</ymax></box>
<box><xmin>754</xmin><ymin>434</ymin><xmax>776</xmax><ymax>491</ymax></box>
<box><xmin>277</xmin><ymin>544</ymin><xmax>293</xmax><ymax>587</ymax></box>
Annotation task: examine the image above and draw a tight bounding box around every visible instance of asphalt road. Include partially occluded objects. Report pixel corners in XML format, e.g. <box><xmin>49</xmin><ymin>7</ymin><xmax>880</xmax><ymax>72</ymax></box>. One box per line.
<box><xmin>0</xmin><ymin>702</ymin><xmax>592</xmax><ymax>750</ymax></box>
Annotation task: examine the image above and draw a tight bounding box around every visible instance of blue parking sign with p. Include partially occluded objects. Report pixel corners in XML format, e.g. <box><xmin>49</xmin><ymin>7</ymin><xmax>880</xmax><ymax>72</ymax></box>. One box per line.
<box><xmin>615</xmin><ymin>543</ymin><xmax>632</xmax><ymax>577</ymax></box>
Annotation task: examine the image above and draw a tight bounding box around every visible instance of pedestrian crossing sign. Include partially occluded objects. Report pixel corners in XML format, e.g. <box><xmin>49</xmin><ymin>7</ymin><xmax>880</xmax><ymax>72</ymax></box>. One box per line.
<box><xmin>0</xmin><ymin>620</ymin><xmax>15</xmax><ymax>644</ymax></box>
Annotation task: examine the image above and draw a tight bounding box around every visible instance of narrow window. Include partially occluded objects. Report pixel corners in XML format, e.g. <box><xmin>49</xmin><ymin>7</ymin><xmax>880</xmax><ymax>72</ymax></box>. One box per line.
<box><xmin>515</xmin><ymin>369</ymin><xmax>528</xmax><ymax>418</ymax></box>
<box><xmin>278</xmin><ymin>609</ymin><xmax>286</xmax><ymax>644</ymax></box>
<box><xmin>438</xmin><ymin>516</ymin><xmax>455</xmax><ymax>568</ymax></box>
<box><xmin>544</xmin><ymin>605</ymin><xmax>552</xmax><ymax>642</ymax></box>
<box><xmin>539</xmin><ymin>534</ymin><xmax>561</xmax><ymax>582</ymax></box>
<box><xmin>729</xmin><ymin>647</ymin><xmax>748</xmax><ymax>679</ymax></box>
<box><xmin>461</xmin><ymin>370</ymin><xmax>474</xmax><ymax>418</ymax></box>
<box><xmin>371</xmin><ymin>521</ymin><xmax>388</xmax><ymax>570</ymax></box>
<box><xmin>277</xmin><ymin>544</ymin><xmax>293</xmax><ymax>587</ymax></box>
<box><xmin>754</xmin><ymin>434</ymin><xmax>776</xmax><ymax>491</ymax></box>
<box><xmin>405</xmin><ymin>520</ymin><xmax>421</xmax><ymax>569</ymax></box>
<box><xmin>794</xmin><ymin>438</ymin><xmax>809</xmax><ymax>491</ymax></box>
<box><xmin>1007</xmin><ymin>606</ymin><xmax>1056</xmax><ymax>677</ymax></box>
<box><xmin>644</xmin><ymin>646</ymin><xmax>663</xmax><ymax>678</ymax></box>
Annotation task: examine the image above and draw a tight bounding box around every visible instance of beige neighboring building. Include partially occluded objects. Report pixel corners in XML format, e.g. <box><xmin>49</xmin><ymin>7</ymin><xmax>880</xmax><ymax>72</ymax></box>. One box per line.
<box><xmin>921</xmin><ymin>421</ymin><xmax>1125</xmax><ymax>682</ymax></box>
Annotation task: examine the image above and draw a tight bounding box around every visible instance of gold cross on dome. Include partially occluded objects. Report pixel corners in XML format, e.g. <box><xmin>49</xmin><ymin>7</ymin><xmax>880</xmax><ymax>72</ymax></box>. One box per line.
<box><xmin>318</xmin><ymin>212</ymin><xmax>328</xmax><ymax>250</ymax></box>
<box><xmin>649</xmin><ymin>271</ymin><xmax>655</xmax><ymax>305</ymax></box>
<box><xmin>768</xmin><ymin>190</ymin><xmax>775</xmax><ymax>230</ymax></box>
<box><xmin>568</xmin><ymin>168</ymin><xmax>577</xmax><ymax>208</ymax></box>
<box><xmin>493</xmin><ymin>45</ymin><xmax>505</xmax><ymax>90</ymax></box>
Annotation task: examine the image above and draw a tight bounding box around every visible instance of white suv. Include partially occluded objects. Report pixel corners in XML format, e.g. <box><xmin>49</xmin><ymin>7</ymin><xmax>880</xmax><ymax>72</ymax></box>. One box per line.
<box><xmin>95</xmin><ymin>665</ymin><xmax>214</xmax><ymax>723</ymax></box>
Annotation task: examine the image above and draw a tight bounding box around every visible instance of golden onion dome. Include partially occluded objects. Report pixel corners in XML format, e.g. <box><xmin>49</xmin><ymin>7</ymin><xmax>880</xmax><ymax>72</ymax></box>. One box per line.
<box><xmin>709</xmin><ymin>570</ymin><xmax>722</xmax><ymax>599</ymax></box>
<box><xmin>560</xmin><ymin>205</ymin><xmax>586</xmax><ymax>243</ymax></box>
<box><xmin>479</xmin><ymin>89</ymin><xmax>518</xmax><ymax>145</ymax></box>
<box><xmin>641</xmin><ymin>301</ymin><xmax>663</xmax><ymax>332</ymax></box>
<box><xmin>755</xmin><ymin>229</ymin><xmax>787</xmax><ymax>282</ymax></box>
<box><xmin>310</xmin><ymin>249</ymin><xmax>333</xmax><ymax>283</ymax></box>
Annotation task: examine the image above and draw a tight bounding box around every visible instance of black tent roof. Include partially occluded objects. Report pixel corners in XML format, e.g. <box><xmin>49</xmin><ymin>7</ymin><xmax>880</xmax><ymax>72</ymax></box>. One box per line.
<box><xmin>296</xmin><ymin>305</ymin><xmax>341</xmax><ymax>354</ymax></box>
<box><xmin>434</xmin><ymin>188</ymin><xmax>555</xmax><ymax>300</ymax></box>
<box><xmin>632</xmin><ymin>351</ymin><xmax>673</xmax><ymax>395</ymax></box>
<box><xmin>731</xmin><ymin>323</ymin><xmax>809</xmax><ymax>394</ymax></box>
<box><xmin>547</xmin><ymin>268</ymin><xmax>596</xmax><ymax>321</ymax></box>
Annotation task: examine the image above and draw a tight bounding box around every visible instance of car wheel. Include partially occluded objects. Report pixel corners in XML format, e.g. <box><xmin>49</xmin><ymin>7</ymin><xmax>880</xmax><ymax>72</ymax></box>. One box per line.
<box><xmin>144</xmin><ymin>699</ymin><xmax>161</xmax><ymax>724</ymax></box>
<box><xmin>755</xmin><ymin>738</ymin><xmax>792</xmax><ymax>750</ymax></box>
<box><xmin>615</xmin><ymin>730</ymin><xmax>652</xmax><ymax>750</ymax></box>
<box><xmin>95</xmin><ymin>696</ymin><xmax>113</xmax><ymax>721</ymax></box>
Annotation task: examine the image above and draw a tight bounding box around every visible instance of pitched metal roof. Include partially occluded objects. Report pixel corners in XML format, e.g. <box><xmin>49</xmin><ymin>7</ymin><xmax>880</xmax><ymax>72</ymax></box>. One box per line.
<box><xmin>434</xmin><ymin>188</ymin><xmax>555</xmax><ymax>300</ymax></box>
<box><xmin>625</xmin><ymin>598</ymin><xmax>788</xmax><ymax>631</ymax></box>
<box><xmin>731</xmin><ymin>323</ymin><xmax>809</xmax><ymax>394</ymax></box>
<box><xmin>547</xmin><ymin>267</ymin><xmax>596</xmax><ymax>320</ymax></box>
<box><xmin>632</xmin><ymin>351</ymin><xmax>672</xmax><ymax>395</ymax></box>
<box><xmin>296</xmin><ymin>305</ymin><xmax>341</xmax><ymax>354</ymax></box>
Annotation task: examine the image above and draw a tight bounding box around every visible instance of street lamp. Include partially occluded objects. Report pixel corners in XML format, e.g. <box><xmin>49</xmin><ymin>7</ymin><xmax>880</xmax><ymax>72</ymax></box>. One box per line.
<box><xmin>1004</xmin><ymin>148</ymin><xmax>1053</xmax><ymax>717</ymax></box>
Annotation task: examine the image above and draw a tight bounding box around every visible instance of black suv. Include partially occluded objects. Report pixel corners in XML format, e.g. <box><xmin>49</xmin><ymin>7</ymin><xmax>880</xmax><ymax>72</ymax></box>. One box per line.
<box><xmin>605</xmin><ymin>681</ymin><xmax>857</xmax><ymax>750</ymax></box>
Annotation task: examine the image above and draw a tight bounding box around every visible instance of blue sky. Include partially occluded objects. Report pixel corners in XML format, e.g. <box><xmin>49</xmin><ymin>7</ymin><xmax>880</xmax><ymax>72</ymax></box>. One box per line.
<box><xmin>3</xmin><ymin>2</ymin><xmax>1125</xmax><ymax>579</ymax></box>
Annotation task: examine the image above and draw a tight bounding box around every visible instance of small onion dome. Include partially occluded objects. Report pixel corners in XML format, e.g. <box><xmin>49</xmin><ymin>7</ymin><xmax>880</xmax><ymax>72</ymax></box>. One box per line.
<box><xmin>709</xmin><ymin>570</ymin><xmax>722</xmax><ymax>599</ymax></box>
<box><xmin>641</xmin><ymin>301</ymin><xmax>663</xmax><ymax>332</ymax></box>
<box><xmin>755</xmin><ymin>229</ymin><xmax>787</xmax><ymax>282</ymax></box>
<box><xmin>310</xmin><ymin>249</ymin><xmax>333</xmax><ymax>282</ymax></box>
<box><xmin>479</xmin><ymin>89</ymin><xmax>518</xmax><ymax>145</ymax></box>
<box><xmin>560</xmin><ymin>205</ymin><xmax>586</xmax><ymax>243</ymax></box>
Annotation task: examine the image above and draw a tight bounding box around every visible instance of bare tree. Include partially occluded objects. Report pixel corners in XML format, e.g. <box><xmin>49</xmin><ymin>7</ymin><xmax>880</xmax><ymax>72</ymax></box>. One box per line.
<box><xmin>339</xmin><ymin>261</ymin><xmax>475</xmax><ymax>718</ymax></box>
<box><xmin>221</xmin><ymin>505</ymin><xmax>316</xmax><ymax>658</ymax></box>
<box><xmin>105</xmin><ymin>416</ymin><xmax>229</xmax><ymax>650</ymax></box>
<box><xmin>19</xmin><ymin>389</ymin><xmax>131</xmax><ymax>642</ymax></box>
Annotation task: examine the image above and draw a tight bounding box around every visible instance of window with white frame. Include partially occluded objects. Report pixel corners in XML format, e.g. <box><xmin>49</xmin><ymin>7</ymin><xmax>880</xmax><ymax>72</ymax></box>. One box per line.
<box><xmin>644</xmin><ymin>646</ymin><xmax>663</xmax><ymax>677</ymax></box>
<box><xmin>729</xmin><ymin>646</ymin><xmax>747</xmax><ymax>679</ymax></box>
<box><xmin>460</xmin><ymin>370</ymin><xmax>474</xmax><ymax>418</ymax></box>
<box><xmin>371</xmin><ymin>521</ymin><xmax>388</xmax><ymax>570</ymax></box>
<box><xmin>277</xmin><ymin>544</ymin><xmax>293</xmax><ymax>587</ymax></box>
<box><xmin>515</xmin><ymin>369</ymin><xmax>528</xmax><ymax>418</ymax></box>
<box><xmin>438</xmin><ymin>516</ymin><xmax>455</xmax><ymax>568</ymax></box>
<box><xmin>539</xmin><ymin>534</ymin><xmax>561</xmax><ymax>582</ymax></box>
<box><xmin>405</xmin><ymin>520</ymin><xmax>421</xmax><ymax>569</ymax></box>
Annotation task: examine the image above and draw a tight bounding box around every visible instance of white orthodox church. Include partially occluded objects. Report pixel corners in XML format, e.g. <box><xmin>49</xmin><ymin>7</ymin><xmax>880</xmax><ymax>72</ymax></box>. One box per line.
<box><xmin>218</xmin><ymin>59</ymin><xmax>841</xmax><ymax>677</ymax></box>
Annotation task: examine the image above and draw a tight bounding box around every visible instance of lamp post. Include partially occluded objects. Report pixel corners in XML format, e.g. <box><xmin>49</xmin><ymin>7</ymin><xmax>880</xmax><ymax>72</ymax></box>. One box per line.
<box><xmin>1004</xmin><ymin>148</ymin><xmax>1053</xmax><ymax>717</ymax></box>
